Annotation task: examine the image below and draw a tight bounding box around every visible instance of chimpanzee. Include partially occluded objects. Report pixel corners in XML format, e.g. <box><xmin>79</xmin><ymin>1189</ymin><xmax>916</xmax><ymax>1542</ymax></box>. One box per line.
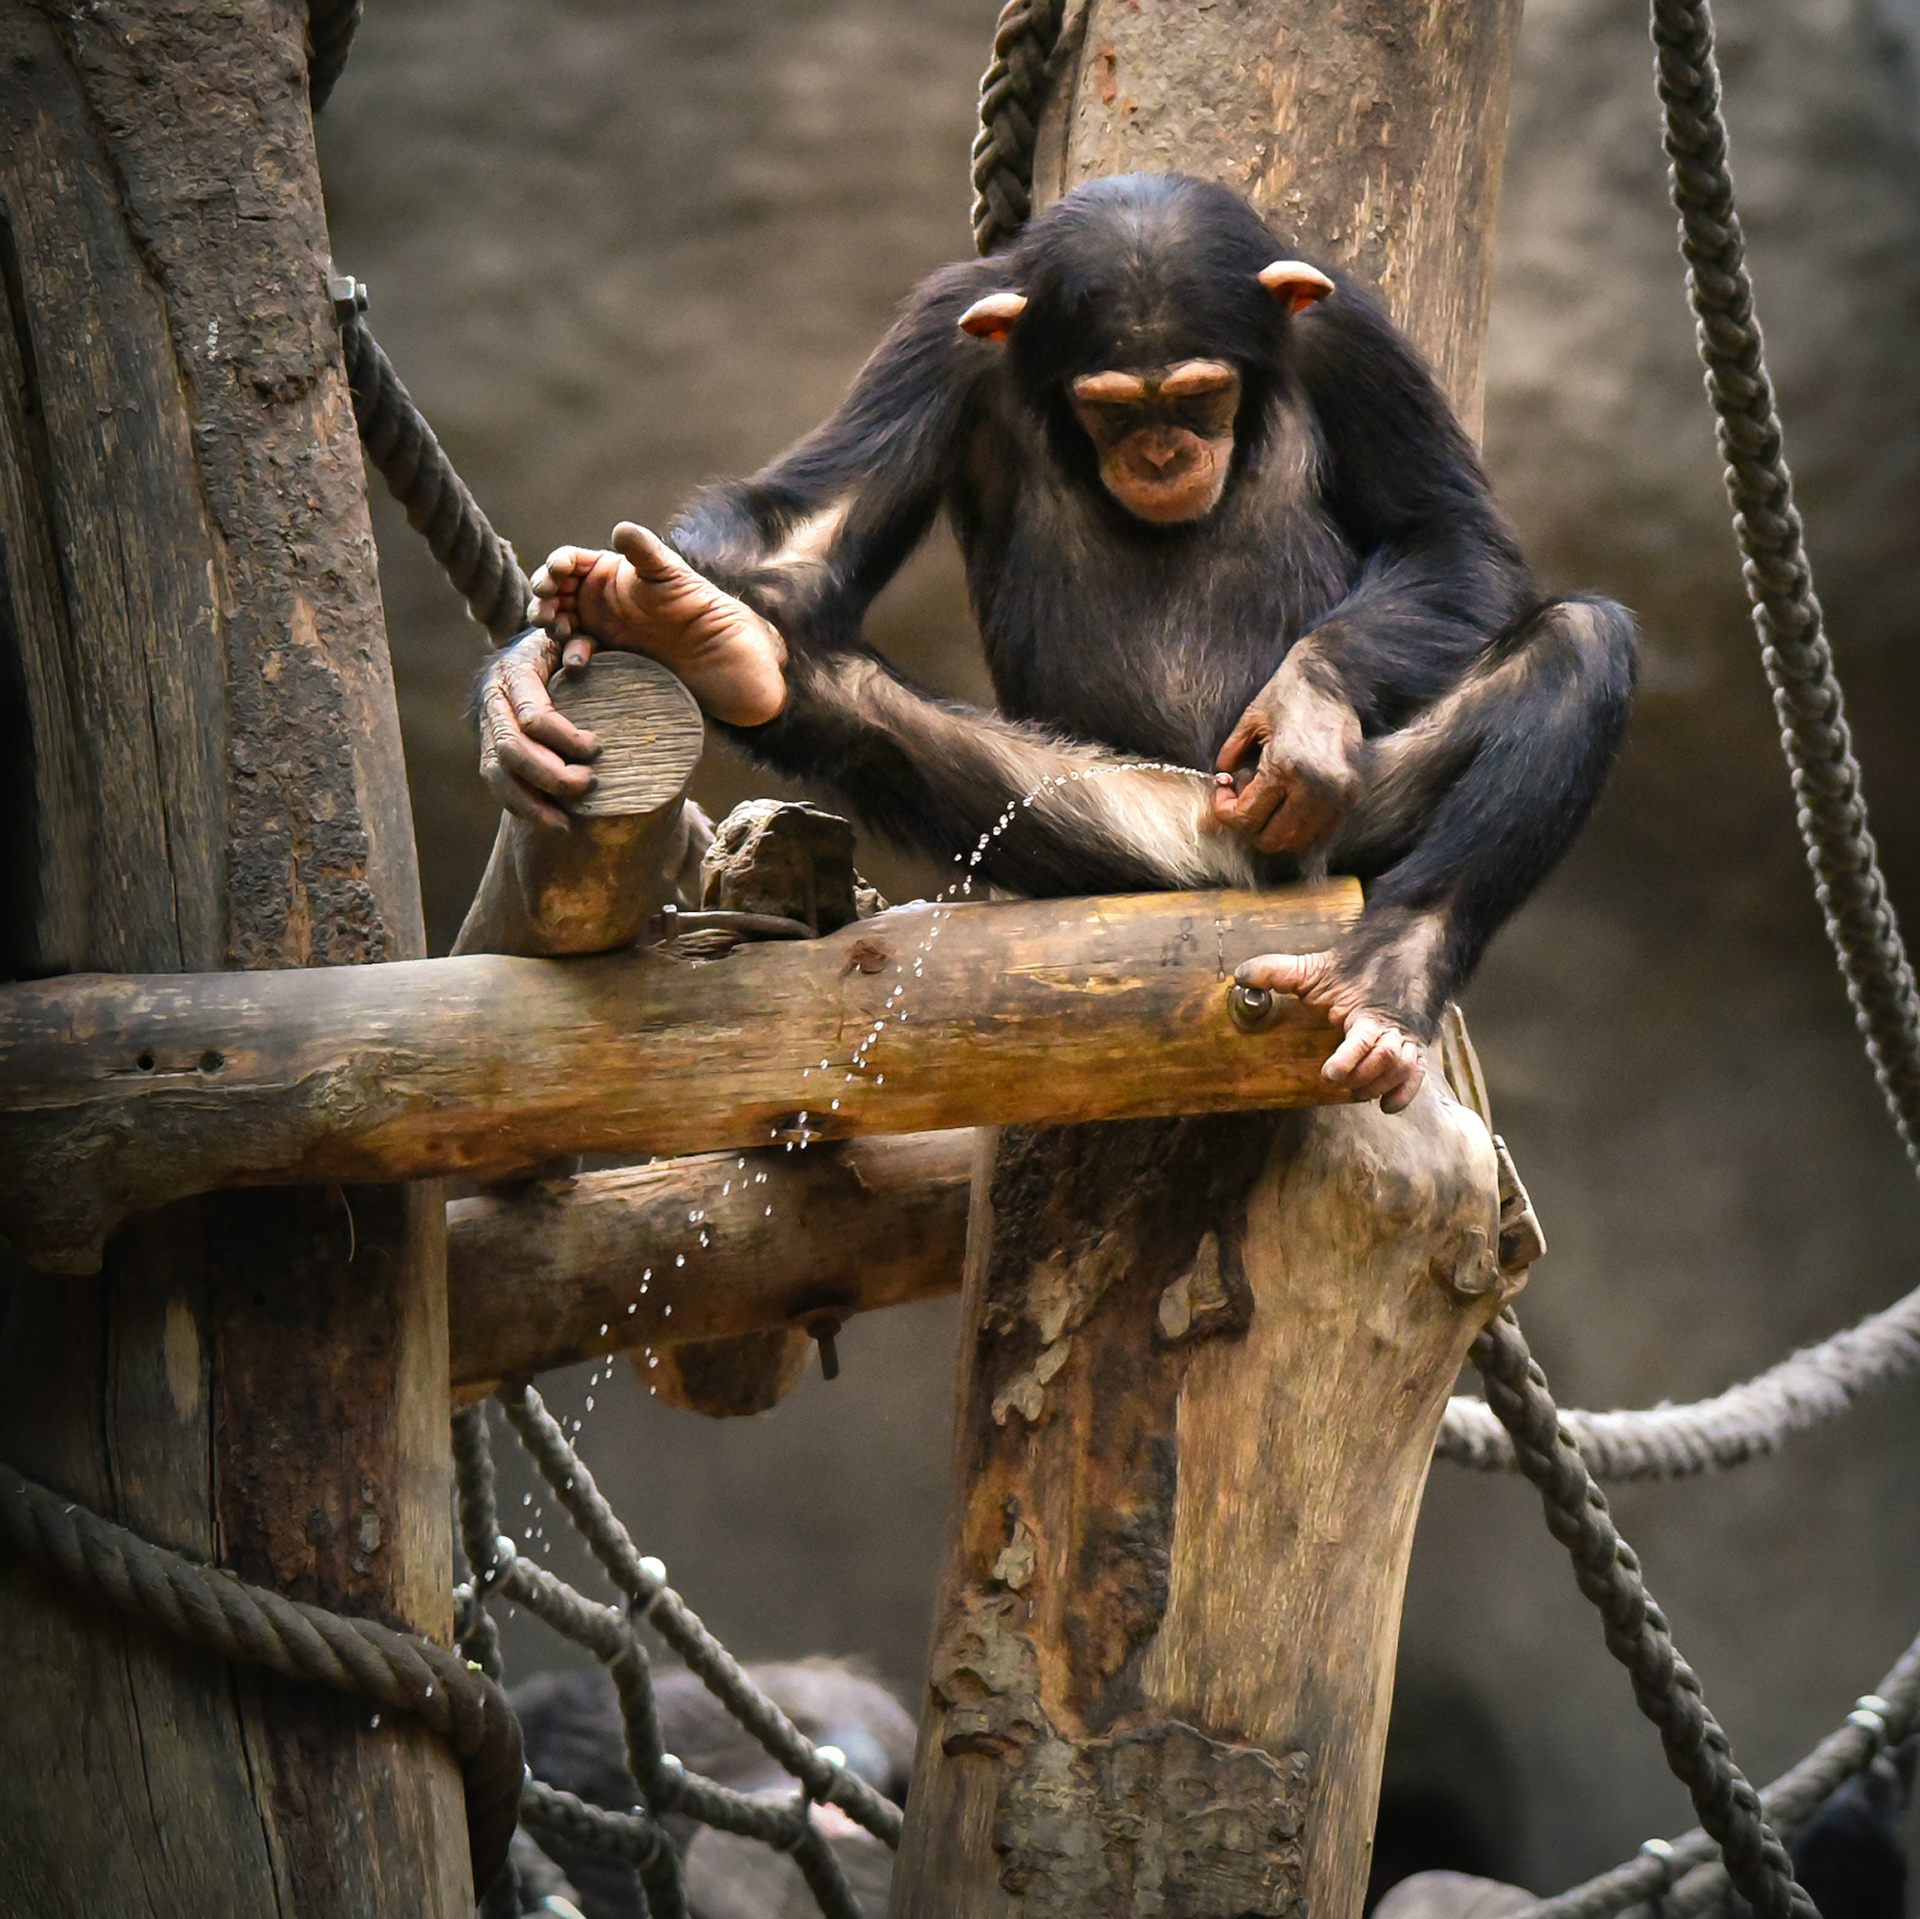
<box><xmin>478</xmin><ymin>173</ymin><xmax>1636</xmax><ymax>1113</ymax></box>
<box><xmin>509</xmin><ymin>1658</ymin><xmax>913</xmax><ymax>1919</ymax></box>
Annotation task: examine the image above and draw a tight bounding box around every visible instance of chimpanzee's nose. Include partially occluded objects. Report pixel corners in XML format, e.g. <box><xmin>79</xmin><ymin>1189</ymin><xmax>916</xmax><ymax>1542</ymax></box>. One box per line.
<box><xmin>1143</xmin><ymin>443</ymin><xmax>1180</xmax><ymax>471</ymax></box>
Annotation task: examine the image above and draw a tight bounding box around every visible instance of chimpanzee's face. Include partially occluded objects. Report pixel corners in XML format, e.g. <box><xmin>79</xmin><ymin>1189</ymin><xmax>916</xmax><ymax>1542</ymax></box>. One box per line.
<box><xmin>1066</xmin><ymin>358</ymin><xmax>1243</xmax><ymax>524</ymax></box>
<box><xmin>955</xmin><ymin>175</ymin><xmax>1334</xmax><ymax>528</ymax></box>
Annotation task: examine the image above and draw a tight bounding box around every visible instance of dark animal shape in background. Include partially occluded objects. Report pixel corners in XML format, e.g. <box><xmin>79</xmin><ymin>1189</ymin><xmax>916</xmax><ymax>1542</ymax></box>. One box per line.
<box><xmin>510</xmin><ymin>1657</ymin><xmax>915</xmax><ymax>1919</ymax></box>
<box><xmin>489</xmin><ymin>172</ymin><xmax>1635</xmax><ymax>1117</ymax></box>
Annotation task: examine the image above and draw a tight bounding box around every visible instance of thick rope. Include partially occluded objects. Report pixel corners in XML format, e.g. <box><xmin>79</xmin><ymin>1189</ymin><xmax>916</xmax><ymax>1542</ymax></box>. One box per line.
<box><xmin>970</xmin><ymin>0</ymin><xmax>1067</xmax><ymax>255</ymax></box>
<box><xmin>1519</xmin><ymin>1631</ymin><xmax>1920</xmax><ymax>1919</ymax></box>
<box><xmin>1653</xmin><ymin>0</ymin><xmax>1920</xmax><ymax>1170</ymax></box>
<box><xmin>496</xmin><ymin>1385</ymin><xmax>904</xmax><ymax>1848</ymax></box>
<box><xmin>339</xmin><ymin>311</ymin><xmax>532</xmax><ymax>643</ymax></box>
<box><xmin>306</xmin><ymin>0</ymin><xmax>360</xmax><ymax>112</ymax></box>
<box><xmin>1438</xmin><ymin>1272</ymin><xmax>1920</xmax><ymax>1477</ymax></box>
<box><xmin>0</xmin><ymin>1460</ymin><xmax>523</xmax><ymax>1896</ymax></box>
<box><xmin>456</xmin><ymin>1402</ymin><xmax>694</xmax><ymax>1918</ymax></box>
<box><xmin>1472</xmin><ymin>1313</ymin><xmax>1813</xmax><ymax>1919</ymax></box>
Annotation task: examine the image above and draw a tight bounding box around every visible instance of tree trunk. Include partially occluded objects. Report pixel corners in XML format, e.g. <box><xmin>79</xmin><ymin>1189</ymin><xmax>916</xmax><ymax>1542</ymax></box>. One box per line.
<box><xmin>0</xmin><ymin>4</ymin><xmax>465</xmax><ymax>1911</ymax></box>
<box><xmin>890</xmin><ymin>4</ymin><xmax>1524</xmax><ymax>1914</ymax></box>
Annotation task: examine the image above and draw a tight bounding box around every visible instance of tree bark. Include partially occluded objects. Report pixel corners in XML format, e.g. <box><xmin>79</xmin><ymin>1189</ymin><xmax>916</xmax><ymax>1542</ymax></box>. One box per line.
<box><xmin>0</xmin><ymin>4</ymin><xmax>464</xmax><ymax>1911</ymax></box>
<box><xmin>0</xmin><ymin>881</ymin><xmax>1361</xmax><ymax>1273</ymax></box>
<box><xmin>890</xmin><ymin>4</ymin><xmax>1524</xmax><ymax>1914</ymax></box>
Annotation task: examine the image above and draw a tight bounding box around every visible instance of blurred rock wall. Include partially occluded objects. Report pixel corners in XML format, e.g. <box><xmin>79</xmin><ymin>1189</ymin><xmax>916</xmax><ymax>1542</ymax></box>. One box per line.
<box><xmin>318</xmin><ymin>0</ymin><xmax>1920</xmax><ymax>1890</ymax></box>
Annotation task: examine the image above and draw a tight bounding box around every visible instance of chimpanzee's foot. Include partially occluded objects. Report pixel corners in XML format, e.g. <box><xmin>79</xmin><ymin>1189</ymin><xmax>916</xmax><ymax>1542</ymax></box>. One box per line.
<box><xmin>1235</xmin><ymin>948</ymin><xmax>1428</xmax><ymax>1114</ymax></box>
<box><xmin>527</xmin><ymin>523</ymin><xmax>788</xmax><ymax>727</ymax></box>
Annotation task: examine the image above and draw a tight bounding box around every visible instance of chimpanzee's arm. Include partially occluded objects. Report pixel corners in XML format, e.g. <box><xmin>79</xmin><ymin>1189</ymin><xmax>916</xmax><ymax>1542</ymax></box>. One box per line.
<box><xmin>1285</xmin><ymin>290</ymin><xmax>1538</xmax><ymax>731</ymax></box>
<box><xmin>668</xmin><ymin>270</ymin><xmax>1255</xmax><ymax>896</ymax></box>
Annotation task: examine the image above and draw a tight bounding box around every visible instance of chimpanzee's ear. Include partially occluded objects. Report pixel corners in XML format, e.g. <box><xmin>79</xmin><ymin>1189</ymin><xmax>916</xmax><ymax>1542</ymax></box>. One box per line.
<box><xmin>1257</xmin><ymin>261</ymin><xmax>1336</xmax><ymax>316</ymax></box>
<box><xmin>957</xmin><ymin>291</ymin><xmax>1029</xmax><ymax>343</ymax></box>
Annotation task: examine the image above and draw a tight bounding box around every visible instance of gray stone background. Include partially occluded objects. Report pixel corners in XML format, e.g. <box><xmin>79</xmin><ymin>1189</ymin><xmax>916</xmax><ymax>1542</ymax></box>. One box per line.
<box><xmin>318</xmin><ymin>0</ymin><xmax>1920</xmax><ymax>1892</ymax></box>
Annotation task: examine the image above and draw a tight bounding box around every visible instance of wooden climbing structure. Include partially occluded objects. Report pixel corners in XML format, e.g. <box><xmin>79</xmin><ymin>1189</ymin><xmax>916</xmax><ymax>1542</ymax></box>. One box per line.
<box><xmin>2</xmin><ymin>1</ymin><xmax>1914</xmax><ymax>1916</ymax></box>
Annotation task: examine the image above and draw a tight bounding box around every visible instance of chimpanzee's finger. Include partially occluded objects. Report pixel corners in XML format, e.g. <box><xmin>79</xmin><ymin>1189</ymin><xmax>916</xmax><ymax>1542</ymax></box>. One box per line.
<box><xmin>480</xmin><ymin>679</ymin><xmax>593</xmax><ymax>798</ymax></box>
<box><xmin>561</xmin><ymin>635</ymin><xmax>595</xmax><ymax>673</ymax></box>
<box><xmin>611</xmin><ymin>521</ymin><xmax>690</xmax><ymax>583</ymax></box>
<box><xmin>1379</xmin><ymin>1054</ymin><xmax>1426</xmax><ymax>1114</ymax></box>
<box><xmin>520</xmin><ymin>706</ymin><xmax>600</xmax><ymax>760</ymax></box>
<box><xmin>499</xmin><ymin>648</ymin><xmax>598</xmax><ymax>760</ymax></box>
<box><xmin>1234</xmin><ymin>950</ymin><xmax>1327</xmax><ymax>1000</ymax></box>
<box><xmin>1344</xmin><ymin>1033</ymin><xmax>1409</xmax><ymax>1098</ymax></box>
<box><xmin>1213</xmin><ymin>708</ymin><xmax>1267</xmax><ymax>777</ymax></box>
<box><xmin>1216</xmin><ymin>759</ymin><xmax>1287</xmax><ymax>835</ymax></box>
<box><xmin>1324</xmin><ymin>1019</ymin><xmax>1392</xmax><ymax>1085</ymax></box>
<box><xmin>482</xmin><ymin>754</ymin><xmax>572</xmax><ymax>831</ymax></box>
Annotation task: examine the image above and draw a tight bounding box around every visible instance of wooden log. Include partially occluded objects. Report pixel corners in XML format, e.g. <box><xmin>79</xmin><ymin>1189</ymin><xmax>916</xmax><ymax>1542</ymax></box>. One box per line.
<box><xmin>448</xmin><ymin>1132</ymin><xmax>975</xmax><ymax>1399</ymax></box>
<box><xmin>0</xmin><ymin>4</ymin><xmax>465</xmax><ymax>1911</ymax></box>
<box><xmin>0</xmin><ymin>882</ymin><xmax>1360</xmax><ymax>1275</ymax></box>
<box><xmin>454</xmin><ymin>652</ymin><xmax>708</xmax><ymax>959</ymax></box>
<box><xmin>889</xmin><ymin>3</ymin><xmax>1524</xmax><ymax>1914</ymax></box>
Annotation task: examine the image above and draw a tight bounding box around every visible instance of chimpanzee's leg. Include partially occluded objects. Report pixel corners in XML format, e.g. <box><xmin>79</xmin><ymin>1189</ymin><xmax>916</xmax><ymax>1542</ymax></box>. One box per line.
<box><xmin>1240</xmin><ymin>596</ymin><xmax>1636</xmax><ymax>1110</ymax></box>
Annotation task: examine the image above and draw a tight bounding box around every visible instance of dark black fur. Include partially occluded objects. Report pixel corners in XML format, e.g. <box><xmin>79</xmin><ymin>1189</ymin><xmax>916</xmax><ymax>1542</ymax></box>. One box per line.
<box><xmin>670</xmin><ymin>173</ymin><xmax>1636</xmax><ymax>1037</ymax></box>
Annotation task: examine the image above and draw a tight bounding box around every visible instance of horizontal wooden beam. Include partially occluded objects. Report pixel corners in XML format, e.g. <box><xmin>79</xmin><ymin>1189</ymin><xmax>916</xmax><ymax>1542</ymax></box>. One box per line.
<box><xmin>0</xmin><ymin>881</ymin><xmax>1360</xmax><ymax>1273</ymax></box>
<box><xmin>447</xmin><ymin>1130</ymin><xmax>974</xmax><ymax>1399</ymax></box>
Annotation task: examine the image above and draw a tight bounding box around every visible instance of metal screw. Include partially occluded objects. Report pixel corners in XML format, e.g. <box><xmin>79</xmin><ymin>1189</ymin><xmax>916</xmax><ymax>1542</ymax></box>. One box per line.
<box><xmin>807</xmin><ymin>1313</ymin><xmax>844</xmax><ymax>1381</ymax></box>
<box><xmin>1228</xmin><ymin>982</ymin><xmax>1275</xmax><ymax>1032</ymax></box>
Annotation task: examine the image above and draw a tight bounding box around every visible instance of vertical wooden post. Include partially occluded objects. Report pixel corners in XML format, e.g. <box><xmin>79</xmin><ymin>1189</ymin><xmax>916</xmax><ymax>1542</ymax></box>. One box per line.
<box><xmin>0</xmin><ymin>4</ymin><xmax>466</xmax><ymax>1910</ymax></box>
<box><xmin>890</xmin><ymin>5</ymin><xmax>1523</xmax><ymax>1914</ymax></box>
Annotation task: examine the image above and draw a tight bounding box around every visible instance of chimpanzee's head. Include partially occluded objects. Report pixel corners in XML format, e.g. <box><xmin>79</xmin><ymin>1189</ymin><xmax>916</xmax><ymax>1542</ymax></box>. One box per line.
<box><xmin>957</xmin><ymin>173</ymin><xmax>1333</xmax><ymax>526</ymax></box>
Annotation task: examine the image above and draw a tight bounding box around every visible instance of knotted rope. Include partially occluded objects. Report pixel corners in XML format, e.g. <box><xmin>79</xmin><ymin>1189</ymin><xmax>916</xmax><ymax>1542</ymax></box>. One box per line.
<box><xmin>0</xmin><ymin>1460</ymin><xmax>523</xmax><ymax>1896</ymax></box>
<box><xmin>1473</xmin><ymin>1313</ymin><xmax>1813</xmax><ymax>1919</ymax></box>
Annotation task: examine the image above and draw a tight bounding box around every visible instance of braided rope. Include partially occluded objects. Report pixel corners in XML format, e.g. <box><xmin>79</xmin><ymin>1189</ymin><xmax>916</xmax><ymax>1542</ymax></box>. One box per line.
<box><xmin>970</xmin><ymin>0</ymin><xmax>1067</xmax><ymax>255</ymax></box>
<box><xmin>1472</xmin><ymin>1313</ymin><xmax>1813</xmax><ymax>1919</ymax></box>
<box><xmin>1523</xmin><ymin>1631</ymin><xmax>1920</xmax><ymax>1919</ymax></box>
<box><xmin>306</xmin><ymin>0</ymin><xmax>361</xmax><ymax>112</ymax></box>
<box><xmin>1438</xmin><ymin>1271</ymin><xmax>1920</xmax><ymax>1477</ymax></box>
<box><xmin>339</xmin><ymin>312</ymin><xmax>531</xmax><ymax>643</ymax></box>
<box><xmin>0</xmin><ymin>1460</ymin><xmax>524</xmax><ymax>1895</ymax></box>
<box><xmin>497</xmin><ymin>1385</ymin><xmax>904</xmax><ymax>1848</ymax></box>
<box><xmin>1653</xmin><ymin>0</ymin><xmax>1920</xmax><ymax>1171</ymax></box>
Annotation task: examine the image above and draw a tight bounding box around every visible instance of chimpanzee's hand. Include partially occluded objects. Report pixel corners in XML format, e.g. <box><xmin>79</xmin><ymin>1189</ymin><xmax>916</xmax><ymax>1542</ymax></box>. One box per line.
<box><xmin>1210</xmin><ymin>665</ymin><xmax>1362</xmax><ymax>855</ymax></box>
<box><xmin>475</xmin><ymin>628</ymin><xmax>601</xmax><ymax>830</ymax></box>
<box><xmin>528</xmin><ymin>523</ymin><xmax>788</xmax><ymax>728</ymax></box>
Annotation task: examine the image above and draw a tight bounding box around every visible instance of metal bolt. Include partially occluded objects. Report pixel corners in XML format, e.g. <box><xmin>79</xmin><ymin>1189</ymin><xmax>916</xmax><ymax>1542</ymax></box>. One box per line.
<box><xmin>806</xmin><ymin>1313</ymin><xmax>844</xmax><ymax>1380</ymax></box>
<box><xmin>1228</xmin><ymin>982</ymin><xmax>1275</xmax><ymax>1032</ymax></box>
<box><xmin>326</xmin><ymin>269</ymin><xmax>369</xmax><ymax>323</ymax></box>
